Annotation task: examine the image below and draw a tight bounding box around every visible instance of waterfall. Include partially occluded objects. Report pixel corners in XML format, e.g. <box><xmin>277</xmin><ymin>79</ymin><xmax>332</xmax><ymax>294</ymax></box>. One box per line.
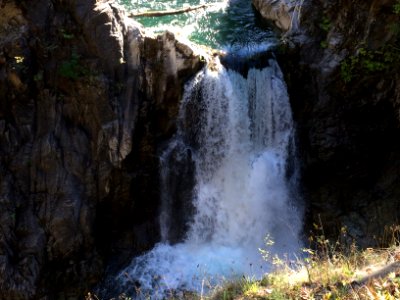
<box><xmin>118</xmin><ymin>57</ymin><xmax>301</xmax><ymax>298</ymax></box>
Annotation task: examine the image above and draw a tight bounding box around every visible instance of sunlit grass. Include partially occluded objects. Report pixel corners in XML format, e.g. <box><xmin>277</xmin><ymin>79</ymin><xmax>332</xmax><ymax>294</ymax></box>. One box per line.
<box><xmin>205</xmin><ymin>225</ymin><xmax>400</xmax><ymax>300</ymax></box>
<box><xmin>87</xmin><ymin>245</ymin><xmax>400</xmax><ymax>299</ymax></box>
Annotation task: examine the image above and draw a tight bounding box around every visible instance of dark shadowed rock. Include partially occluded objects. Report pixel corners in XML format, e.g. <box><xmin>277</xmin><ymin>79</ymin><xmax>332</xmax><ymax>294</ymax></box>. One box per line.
<box><xmin>254</xmin><ymin>0</ymin><xmax>400</xmax><ymax>245</ymax></box>
<box><xmin>0</xmin><ymin>0</ymin><xmax>203</xmax><ymax>298</ymax></box>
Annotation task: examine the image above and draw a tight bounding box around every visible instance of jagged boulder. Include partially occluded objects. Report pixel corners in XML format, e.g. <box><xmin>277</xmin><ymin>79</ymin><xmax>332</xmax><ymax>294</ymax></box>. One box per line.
<box><xmin>252</xmin><ymin>0</ymin><xmax>297</xmax><ymax>32</ymax></box>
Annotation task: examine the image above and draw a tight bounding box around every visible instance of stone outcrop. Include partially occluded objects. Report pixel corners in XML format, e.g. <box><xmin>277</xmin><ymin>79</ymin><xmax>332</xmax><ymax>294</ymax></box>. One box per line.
<box><xmin>253</xmin><ymin>0</ymin><xmax>400</xmax><ymax>245</ymax></box>
<box><xmin>0</xmin><ymin>0</ymin><xmax>203</xmax><ymax>298</ymax></box>
<box><xmin>252</xmin><ymin>0</ymin><xmax>301</xmax><ymax>32</ymax></box>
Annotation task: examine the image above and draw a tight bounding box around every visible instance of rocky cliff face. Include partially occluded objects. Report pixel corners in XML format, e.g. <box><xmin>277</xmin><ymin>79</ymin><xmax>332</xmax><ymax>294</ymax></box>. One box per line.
<box><xmin>253</xmin><ymin>0</ymin><xmax>400</xmax><ymax>245</ymax></box>
<box><xmin>0</xmin><ymin>0</ymin><xmax>203</xmax><ymax>298</ymax></box>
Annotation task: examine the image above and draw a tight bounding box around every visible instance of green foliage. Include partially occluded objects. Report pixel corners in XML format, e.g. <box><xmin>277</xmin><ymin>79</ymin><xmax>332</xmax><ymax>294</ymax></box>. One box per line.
<box><xmin>58</xmin><ymin>51</ymin><xmax>89</xmax><ymax>80</ymax></box>
<box><xmin>320</xmin><ymin>40</ymin><xmax>328</xmax><ymax>49</ymax></box>
<box><xmin>208</xmin><ymin>281</ymin><xmax>242</xmax><ymax>300</ymax></box>
<box><xmin>339</xmin><ymin>1</ymin><xmax>400</xmax><ymax>83</ymax></box>
<box><xmin>318</xmin><ymin>16</ymin><xmax>331</xmax><ymax>51</ymax></box>
<box><xmin>319</xmin><ymin>16</ymin><xmax>331</xmax><ymax>32</ymax></box>
<box><xmin>340</xmin><ymin>60</ymin><xmax>353</xmax><ymax>83</ymax></box>
<box><xmin>258</xmin><ymin>234</ymin><xmax>275</xmax><ymax>261</ymax></box>
<box><xmin>394</xmin><ymin>0</ymin><xmax>400</xmax><ymax>15</ymax></box>
<box><xmin>389</xmin><ymin>23</ymin><xmax>400</xmax><ymax>36</ymax></box>
<box><xmin>33</xmin><ymin>71</ymin><xmax>43</xmax><ymax>82</ymax></box>
<box><xmin>340</xmin><ymin>46</ymin><xmax>400</xmax><ymax>83</ymax></box>
<box><xmin>241</xmin><ymin>276</ymin><xmax>262</xmax><ymax>297</ymax></box>
<box><xmin>60</xmin><ymin>29</ymin><xmax>75</xmax><ymax>40</ymax></box>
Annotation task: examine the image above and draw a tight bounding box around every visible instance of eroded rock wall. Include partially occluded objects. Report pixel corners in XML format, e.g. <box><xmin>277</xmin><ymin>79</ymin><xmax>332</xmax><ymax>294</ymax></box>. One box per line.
<box><xmin>254</xmin><ymin>0</ymin><xmax>400</xmax><ymax>245</ymax></box>
<box><xmin>252</xmin><ymin>0</ymin><xmax>299</xmax><ymax>32</ymax></box>
<box><xmin>0</xmin><ymin>0</ymin><xmax>203</xmax><ymax>298</ymax></box>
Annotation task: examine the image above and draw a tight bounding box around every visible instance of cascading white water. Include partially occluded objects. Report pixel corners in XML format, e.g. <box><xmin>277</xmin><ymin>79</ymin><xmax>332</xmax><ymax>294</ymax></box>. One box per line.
<box><xmin>118</xmin><ymin>57</ymin><xmax>301</xmax><ymax>298</ymax></box>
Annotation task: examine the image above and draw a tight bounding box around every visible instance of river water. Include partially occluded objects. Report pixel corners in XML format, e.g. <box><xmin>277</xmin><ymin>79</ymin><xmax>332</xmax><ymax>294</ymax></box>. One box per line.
<box><xmin>116</xmin><ymin>0</ymin><xmax>302</xmax><ymax>298</ymax></box>
<box><xmin>118</xmin><ymin>0</ymin><xmax>274</xmax><ymax>50</ymax></box>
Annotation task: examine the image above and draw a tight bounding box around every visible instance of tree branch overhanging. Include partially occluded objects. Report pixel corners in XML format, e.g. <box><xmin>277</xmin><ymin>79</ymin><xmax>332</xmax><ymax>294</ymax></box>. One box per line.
<box><xmin>129</xmin><ymin>3</ymin><xmax>216</xmax><ymax>18</ymax></box>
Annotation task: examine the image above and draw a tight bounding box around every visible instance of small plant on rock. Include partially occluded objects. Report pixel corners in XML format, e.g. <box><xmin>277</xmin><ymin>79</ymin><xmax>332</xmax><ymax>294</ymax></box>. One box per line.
<box><xmin>394</xmin><ymin>0</ymin><xmax>400</xmax><ymax>15</ymax></box>
<box><xmin>58</xmin><ymin>51</ymin><xmax>89</xmax><ymax>80</ymax></box>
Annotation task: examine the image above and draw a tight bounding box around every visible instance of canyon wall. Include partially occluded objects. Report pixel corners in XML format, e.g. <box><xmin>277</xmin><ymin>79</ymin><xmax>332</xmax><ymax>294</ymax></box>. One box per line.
<box><xmin>0</xmin><ymin>0</ymin><xmax>203</xmax><ymax>298</ymax></box>
<box><xmin>254</xmin><ymin>0</ymin><xmax>400</xmax><ymax>245</ymax></box>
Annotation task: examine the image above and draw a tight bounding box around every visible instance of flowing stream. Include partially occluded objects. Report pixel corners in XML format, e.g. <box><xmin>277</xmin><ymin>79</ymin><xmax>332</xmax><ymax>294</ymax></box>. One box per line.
<box><xmin>119</xmin><ymin>0</ymin><xmax>274</xmax><ymax>49</ymax></box>
<box><xmin>117</xmin><ymin>0</ymin><xmax>302</xmax><ymax>297</ymax></box>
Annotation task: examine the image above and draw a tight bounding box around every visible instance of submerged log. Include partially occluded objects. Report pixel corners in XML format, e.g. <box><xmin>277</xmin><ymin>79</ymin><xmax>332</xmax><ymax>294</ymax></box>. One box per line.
<box><xmin>129</xmin><ymin>3</ymin><xmax>215</xmax><ymax>18</ymax></box>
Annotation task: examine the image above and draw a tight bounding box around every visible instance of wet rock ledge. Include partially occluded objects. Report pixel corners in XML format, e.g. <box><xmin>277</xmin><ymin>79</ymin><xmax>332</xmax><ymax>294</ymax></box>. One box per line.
<box><xmin>0</xmin><ymin>0</ymin><xmax>203</xmax><ymax>298</ymax></box>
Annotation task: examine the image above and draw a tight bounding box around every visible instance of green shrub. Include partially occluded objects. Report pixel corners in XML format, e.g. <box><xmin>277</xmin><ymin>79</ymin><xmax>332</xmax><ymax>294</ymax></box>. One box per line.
<box><xmin>58</xmin><ymin>51</ymin><xmax>89</xmax><ymax>79</ymax></box>
<box><xmin>394</xmin><ymin>0</ymin><xmax>400</xmax><ymax>15</ymax></box>
<box><xmin>319</xmin><ymin>16</ymin><xmax>331</xmax><ymax>32</ymax></box>
<box><xmin>340</xmin><ymin>46</ymin><xmax>400</xmax><ymax>83</ymax></box>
